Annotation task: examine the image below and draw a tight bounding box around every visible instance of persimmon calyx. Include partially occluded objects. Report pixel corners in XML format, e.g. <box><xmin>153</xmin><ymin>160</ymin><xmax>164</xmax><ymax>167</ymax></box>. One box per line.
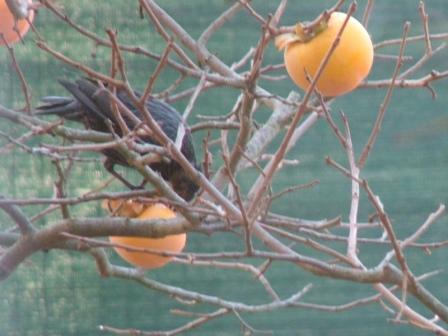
<box><xmin>275</xmin><ymin>33</ymin><xmax>302</xmax><ymax>50</ymax></box>
<box><xmin>275</xmin><ymin>20</ymin><xmax>329</xmax><ymax>51</ymax></box>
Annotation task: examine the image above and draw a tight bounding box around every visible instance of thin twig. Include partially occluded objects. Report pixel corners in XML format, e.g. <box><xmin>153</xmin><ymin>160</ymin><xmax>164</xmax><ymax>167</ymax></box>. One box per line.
<box><xmin>398</xmin><ymin>43</ymin><xmax>446</xmax><ymax>80</ymax></box>
<box><xmin>138</xmin><ymin>0</ymin><xmax>198</xmax><ymax>70</ymax></box>
<box><xmin>269</xmin><ymin>180</ymin><xmax>319</xmax><ymax>202</ymax></box>
<box><xmin>418</xmin><ymin>1</ymin><xmax>432</xmax><ymax>54</ymax></box>
<box><xmin>0</xmin><ymin>34</ymin><xmax>32</xmax><ymax>113</ymax></box>
<box><xmin>301</xmin><ymin>0</ymin><xmax>346</xmax><ymax>36</ymax></box>
<box><xmin>341</xmin><ymin>113</ymin><xmax>362</xmax><ymax>266</ymax></box>
<box><xmin>362</xmin><ymin>0</ymin><xmax>375</xmax><ymax>28</ymax></box>
<box><xmin>182</xmin><ymin>70</ymin><xmax>208</xmax><ymax>121</ymax></box>
<box><xmin>141</xmin><ymin>40</ymin><xmax>174</xmax><ymax>103</ymax></box>
<box><xmin>100</xmin><ymin>308</ymin><xmax>229</xmax><ymax>336</ymax></box>
<box><xmin>362</xmin><ymin>180</ymin><xmax>415</xmax><ymax>319</ymax></box>
<box><xmin>198</xmin><ymin>0</ymin><xmax>249</xmax><ymax>46</ymax></box>
<box><xmin>175</xmin><ymin>258</ymin><xmax>279</xmax><ymax>301</ymax></box>
<box><xmin>358</xmin><ymin>21</ymin><xmax>411</xmax><ymax>168</ymax></box>
<box><xmin>325</xmin><ymin>156</ymin><xmax>363</xmax><ymax>184</ymax></box>
<box><xmin>262</xmin><ymin>224</ymin><xmax>352</xmax><ymax>264</ymax></box>
<box><xmin>374</xmin><ymin>32</ymin><xmax>448</xmax><ymax>49</ymax></box>
<box><xmin>222</xmin><ymin>153</ymin><xmax>253</xmax><ymax>254</ymax></box>
<box><xmin>401</xmin><ymin>204</ymin><xmax>445</xmax><ymax>249</ymax></box>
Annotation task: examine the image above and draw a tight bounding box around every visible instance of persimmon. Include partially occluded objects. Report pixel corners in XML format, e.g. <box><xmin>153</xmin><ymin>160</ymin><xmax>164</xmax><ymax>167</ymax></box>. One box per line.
<box><xmin>276</xmin><ymin>12</ymin><xmax>374</xmax><ymax>97</ymax></box>
<box><xmin>0</xmin><ymin>0</ymin><xmax>34</xmax><ymax>46</ymax></box>
<box><xmin>106</xmin><ymin>201</ymin><xmax>187</xmax><ymax>269</ymax></box>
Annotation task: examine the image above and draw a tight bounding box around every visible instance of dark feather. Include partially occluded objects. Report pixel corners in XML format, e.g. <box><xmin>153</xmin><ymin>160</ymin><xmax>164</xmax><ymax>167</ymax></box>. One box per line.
<box><xmin>36</xmin><ymin>78</ymin><xmax>199</xmax><ymax>201</ymax></box>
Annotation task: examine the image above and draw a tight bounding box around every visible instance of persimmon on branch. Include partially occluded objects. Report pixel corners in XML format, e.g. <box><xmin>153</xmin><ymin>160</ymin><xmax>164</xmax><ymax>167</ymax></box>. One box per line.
<box><xmin>1</xmin><ymin>0</ymin><xmax>448</xmax><ymax>335</ymax></box>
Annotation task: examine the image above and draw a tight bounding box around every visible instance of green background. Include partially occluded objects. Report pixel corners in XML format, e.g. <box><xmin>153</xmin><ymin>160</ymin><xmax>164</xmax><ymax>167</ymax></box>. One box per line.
<box><xmin>1</xmin><ymin>0</ymin><xmax>447</xmax><ymax>335</ymax></box>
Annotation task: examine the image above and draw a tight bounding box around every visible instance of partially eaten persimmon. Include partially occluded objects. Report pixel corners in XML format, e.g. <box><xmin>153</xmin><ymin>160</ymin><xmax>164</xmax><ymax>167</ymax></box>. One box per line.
<box><xmin>104</xmin><ymin>200</ymin><xmax>186</xmax><ymax>269</ymax></box>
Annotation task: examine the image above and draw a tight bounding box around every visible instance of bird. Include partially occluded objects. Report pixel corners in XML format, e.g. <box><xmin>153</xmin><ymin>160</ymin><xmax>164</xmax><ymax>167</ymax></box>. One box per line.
<box><xmin>35</xmin><ymin>78</ymin><xmax>200</xmax><ymax>201</ymax></box>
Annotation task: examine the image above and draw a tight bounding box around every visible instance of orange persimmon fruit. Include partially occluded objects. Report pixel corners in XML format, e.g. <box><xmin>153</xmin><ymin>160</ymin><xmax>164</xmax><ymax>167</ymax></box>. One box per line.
<box><xmin>0</xmin><ymin>0</ymin><xmax>34</xmax><ymax>46</ymax></box>
<box><xmin>276</xmin><ymin>12</ymin><xmax>374</xmax><ymax>97</ymax></box>
<box><xmin>105</xmin><ymin>200</ymin><xmax>186</xmax><ymax>269</ymax></box>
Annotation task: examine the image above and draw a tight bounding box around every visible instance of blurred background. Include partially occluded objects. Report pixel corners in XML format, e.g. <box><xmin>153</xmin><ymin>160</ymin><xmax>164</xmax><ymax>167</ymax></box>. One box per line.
<box><xmin>0</xmin><ymin>0</ymin><xmax>447</xmax><ymax>335</ymax></box>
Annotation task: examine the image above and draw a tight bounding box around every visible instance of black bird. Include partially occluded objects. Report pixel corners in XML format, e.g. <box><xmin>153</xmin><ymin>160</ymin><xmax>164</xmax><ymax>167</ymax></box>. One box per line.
<box><xmin>36</xmin><ymin>78</ymin><xmax>199</xmax><ymax>201</ymax></box>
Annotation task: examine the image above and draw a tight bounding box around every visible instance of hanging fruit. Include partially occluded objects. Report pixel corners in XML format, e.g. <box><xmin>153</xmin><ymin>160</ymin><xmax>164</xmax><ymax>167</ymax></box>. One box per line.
<box><xmin>276</xmin><ymin>12</ymin><xmax>374</xmax><ymax>97</ymax></box>
<box><xmin>0</xmin><ymin>0</ymin><xmax>34</xmax><ymax>46</ymax></box>
<box><xmin>104</xmin><ymin>200</ymin><xmax>187</xmax><ymax>269</ymax></box>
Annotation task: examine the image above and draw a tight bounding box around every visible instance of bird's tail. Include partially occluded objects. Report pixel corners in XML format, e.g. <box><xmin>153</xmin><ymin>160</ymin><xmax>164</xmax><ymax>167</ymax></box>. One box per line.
<box><xmin>34</xmin><ymin>94</ymin><xmax>83</xmax><ymax>120</ymax></box>
<box><xmin>34</xmin><ymin>79</ymin><xmax>109</xmax><ymax>122</ymax></box>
